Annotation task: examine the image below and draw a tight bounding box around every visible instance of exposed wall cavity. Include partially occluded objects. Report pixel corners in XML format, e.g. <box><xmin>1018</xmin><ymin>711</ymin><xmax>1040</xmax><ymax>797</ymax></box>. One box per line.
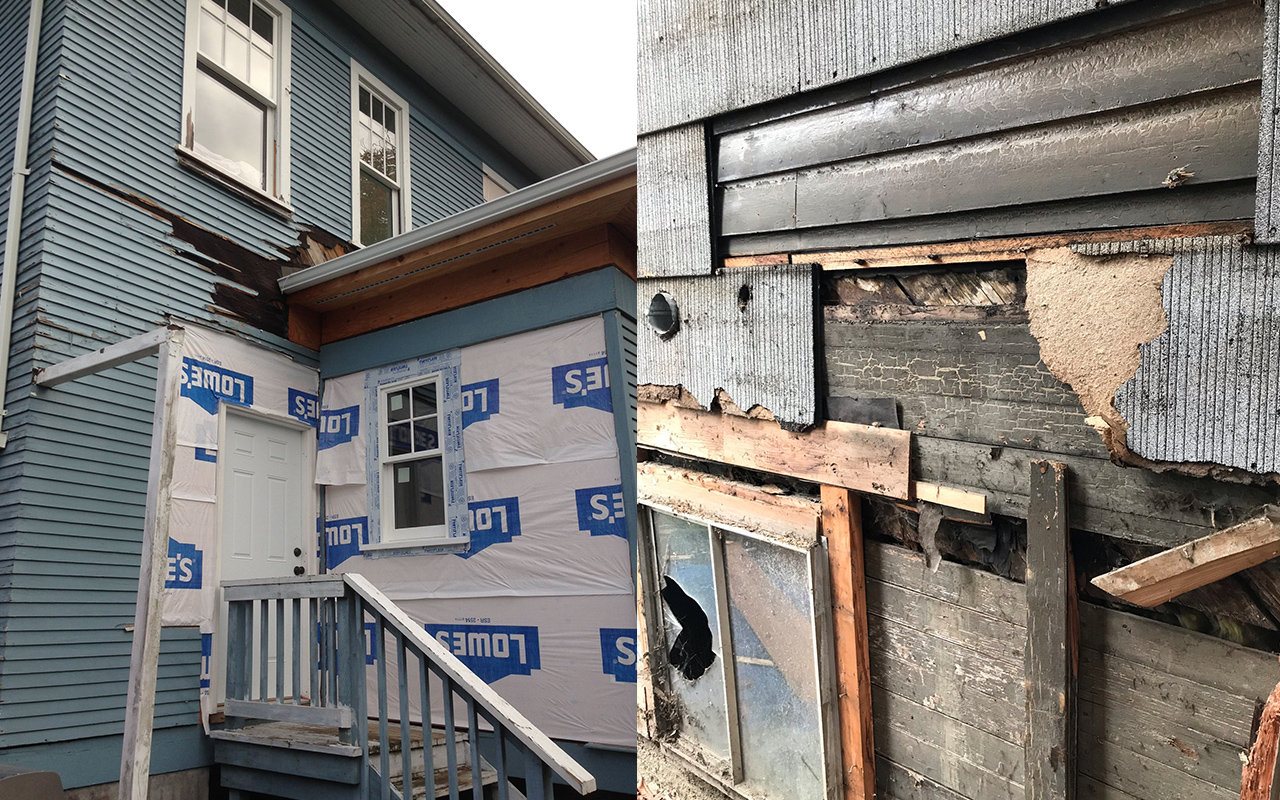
<box><xmin>57</xmin><ymin>163</ymin><xmax>350</xmax><ymax>339</ymax></box>
<box><xmin>661</xmin><ymin>576</ymin><xmax>716</xmax><ymax>681</ymax></box>
<box><xmin>1024</xmin><ymin>247</ymin><xmax>1173</xmax><ymax>457</ymax></box>
<box><xmin>639</xmin><ymin>264</ymin><xmax>817</xmax><ymax>427</ymax></box>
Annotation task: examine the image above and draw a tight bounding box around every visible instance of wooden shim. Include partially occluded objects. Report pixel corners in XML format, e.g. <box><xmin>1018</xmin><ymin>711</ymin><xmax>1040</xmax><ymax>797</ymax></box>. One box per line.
<box><xmin>638</xmin><ymin>402</ymin><xmax>911</xmax><ymax>499</ymax></box>
<box><xmin>1240</xmin><ymin>681</ymin><xmax>1280</xmax><ymax>800</ymax></box>
<box><xmin>1091</xmin><ymin>506</ymin><xmax>1280</xmax><ymax>607</ymax></box>
<box><xmin>638</xmin><ymin>461</ymin><xmax>821</xmax><ymax>543</ymax></box>
<box><xmin>118</xmin><ymin>327</ymin><xmax>186</xmax><ymax>800</ymax></box>
<box><xmin>912</xmin><ymin>480</ymin><xmax>987</xmax><ymax>515</ymax></box>
<box><xmin>1025</xmin><ymin>460</ymin><xmax>1075</xmax><ymax>800</ymax></box>
<box><xmin>822</xmin><ymin>486</ymin><xmax>876</xmax><ymax>800</ymax></box>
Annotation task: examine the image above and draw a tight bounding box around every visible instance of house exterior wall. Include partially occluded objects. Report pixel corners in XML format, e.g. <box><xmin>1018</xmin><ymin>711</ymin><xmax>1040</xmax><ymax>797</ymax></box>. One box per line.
<box><xmin>0</xmin><ymin>0</ymin><xmax>546</xmax><ymax>786</ymax></box>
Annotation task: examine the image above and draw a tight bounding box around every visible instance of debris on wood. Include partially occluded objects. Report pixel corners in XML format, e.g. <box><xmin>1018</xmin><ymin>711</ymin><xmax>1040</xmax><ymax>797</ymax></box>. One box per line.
<box><xmin>1162</xmin><ymin>164</ymin><xmax>1195</xmax><ymax>188</ymax></box>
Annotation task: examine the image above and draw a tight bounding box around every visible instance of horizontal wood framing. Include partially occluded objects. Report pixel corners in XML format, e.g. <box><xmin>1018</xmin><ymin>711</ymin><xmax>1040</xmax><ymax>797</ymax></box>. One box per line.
<box><xmin>1092</xmin><ymin>507</ymin><xmax>1280</xmax><ymax>607</ymax></box>
<box><xmin>302</xmin><ymin>223</ymin><xmax>634</xmax><ymax>345</ymax></box>
<box><xmin>637</xmin><ymin>401</ymin><xmax>911</xmax><ymax>499</ymax></box>
<box><xmin>637</xmin><ymin>461</ymin><xmax>821</xmax><ymax>544</ymax></box>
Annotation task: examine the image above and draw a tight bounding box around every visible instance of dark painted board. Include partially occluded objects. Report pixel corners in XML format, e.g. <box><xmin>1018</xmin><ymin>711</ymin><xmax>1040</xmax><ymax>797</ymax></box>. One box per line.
<box><xmin>865</xmin><ymin>540</ymin><xmax>1027</xmax><ymax>626</ymax></box>
<box><xmin>724</xmin><ymin>181</ymin><xmax>1257</xmax><ymax>256</ymax></box>
<box><xmin>866</xmin><ymin>577</ymin><xmax>1024</xmax><ymax>665</ymax></box>
<box><xmin>825</xmin><ymin>319</ymin><xmax>1108</xmax><ymax>459</ymax></box>
<box><xmin>719</xmin><ymin>4</ymin><xmax>1261</xmax><ymax>183</ymax></box>
<box><xmin>876</xmin><ymin>755</ymin><xmax>971</xmax><ymax>800</ymax></box>
<box><xmin>1077</xmin><ymin>734</ymin><xmax>1237</xmax><ymax>800</ymax></box>
<box><xmin>721</xmin><ymin>86</ymin><xmax>1259</xmax><ymax>236</ymax></box>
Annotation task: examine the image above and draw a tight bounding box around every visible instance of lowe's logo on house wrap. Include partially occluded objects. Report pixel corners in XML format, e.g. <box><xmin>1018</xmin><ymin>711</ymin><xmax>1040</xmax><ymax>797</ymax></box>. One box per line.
<box><xmin>166</xmin><ymin>538</ymin><xmax>203</xmax><ymax>589</ymax></box>
<box><xmin>575</xmin><ymin>485</ymin><xmax>626</xmax><ymax>538</ymax></box>
<box><xmin>461</xmin><ymin>379</ymin><xmax>499</xmax><ymax>427</ymax></box>
<box><xmin>424</xmin><ymin>624</ymin><xmax>540</xmax><ymax>683</ymax></box>
<box><xmin>462</xmin><ymin>497</ymin><xmax>520</xmax><ymax>558</ymax></box>
<box><xmin>318</xmin><ymin>406</ymin><xmax>360</xmax><ymax>450</ymax></box>
<box><xmin>289</xmin><ymin>389</ymin><xmax>320</xmax><ymax>427</ymax></box>
<box><xmin>600</xmin><ymin>628</ymin><xmax>637</xmax><ymax>683</ymax></box>
<box><xmin>181</xmin><ymin>358</ymin><xmax>253</xmax><ymax>414</ymax></box>
<box><xmin>551</xmin><ymin>357</ymin><xmax>611</xmax><ymax>412</ymax></box>
<box><xmin>325</xmin><ymin>516</ymin><xmax>368</xmax><ymax>568</ymax></box>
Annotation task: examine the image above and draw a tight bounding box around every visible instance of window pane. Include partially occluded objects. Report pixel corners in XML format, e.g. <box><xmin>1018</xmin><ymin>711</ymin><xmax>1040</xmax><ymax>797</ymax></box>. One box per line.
<box><xmin>413</xmin><ymin>418</ymin><xmax>438</xmax><ymax>452</ymax></box>
<box><xmin>228</xmin><ymin>0</ymin><xmax>250</xmax><ymax>26</ymax></box>
<box><xmin>412</xmin><ymin>382</ymin><xmax>437</xmax><ymax>418</ymax></box>
<box><xmin>386</xmin><ymin>389</ymin><xmax>410</xmax><ymax>422</ymax></box>
<box><xmin>652</xmin><ymin>510</ymin><xmax>730</xmax><ymax>759</ymax></box>
<box><xmin>360</xmin><ymin>171</ymin><xmax>395</xmax><ymax>244</ymax></box>
<box><xmin>387</xmin><ymin>422</ymin><xmax>411</xmax><ymax>456</ymax></box>
<box><xmin>722</xmin><ymin>530</ymin><xmax>824</xmax><ymax>800</ymax></box>
<box><xmin>372</xmin><ymin>96</ymin><xmax>384</xmax><ymax>124</ymax></box>
<box><xmin>249</xmin><ymin>47</ymin><xmax>273</xmax><ymax>98</ymax></box>
<box><xmin>384</xmin><ymin>133</ymin><xmax>396</xmax><ymax>181</ymax></box>
<box><xmin>250</xmin><ymin>4</ymin><xmax>273</xmax><ymax>45</ymax></box>
<box><xmin>393</xmin><ymin>457</ymin><xmax>445</xmax><ymax>531</ymax></box>
<box><xmin>193</xmin><ymin>68</ymin><xmax>265</xmax><ymax>188</ymax></box>
<box><xmin>225</xmin><ymin>28</ymin><xmax>250</xmax><ymax>83</ymax></box>
<box><xmin>384</xmin><ymin>107</ymin><xmax>395</xmax><ymax>134</ymax></box>
<box><xmin>199</xmin><ymin>8</ymin><xmax>224</xmax><ymax>61</ymax></box>
<box><xmin>359</xmin><ymin>87</ymin><xmax>371</xmax><ymax>116</ymax></box>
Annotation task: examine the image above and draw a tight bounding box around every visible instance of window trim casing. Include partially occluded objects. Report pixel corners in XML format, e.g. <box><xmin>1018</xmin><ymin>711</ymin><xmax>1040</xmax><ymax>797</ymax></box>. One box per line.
<box><xmin>640</xmin><ymin>502</ymin><xmax>841</xmax><ymax>800</ymax></box>
<box><xmin>178</xmin><ymin>0</ymin><xmax>294</xmax><ymax>205</ymax></box>
<box><xmin>372</xmin><ymin>372</ymin><xmax>452</xmax><ymax>549</ymax></box>
<box><xmin>350</xmin><ymin>59</ymin><xmax>413</xmax><ymax>246</ymax></box>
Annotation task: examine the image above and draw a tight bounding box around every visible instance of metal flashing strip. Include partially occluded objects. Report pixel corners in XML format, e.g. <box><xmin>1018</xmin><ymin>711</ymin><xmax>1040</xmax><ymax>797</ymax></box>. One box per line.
<box><xmin>280</xmin><ymin>149</ymin><xmax>635</xmax><ymax>294</ymax></box>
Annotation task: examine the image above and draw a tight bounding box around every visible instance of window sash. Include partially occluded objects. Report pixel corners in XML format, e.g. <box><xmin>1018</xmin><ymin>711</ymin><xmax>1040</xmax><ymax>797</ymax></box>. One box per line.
<box><xmin>350</xmin><ymin>60</ymin><xmax>412</xmax><ymax>246</ymax></box>
<box><xmin>377</xmin><ymin>375</ymin><xmax>447</xmax><ymax>544</ymax></box>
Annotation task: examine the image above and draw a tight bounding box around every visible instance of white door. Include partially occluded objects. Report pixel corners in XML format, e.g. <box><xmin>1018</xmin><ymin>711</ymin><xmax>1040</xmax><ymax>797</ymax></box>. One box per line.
<box><xmin>215</xmin><ymin>409</ymin><xmax>313</xmax><ymax>704</ymax></box>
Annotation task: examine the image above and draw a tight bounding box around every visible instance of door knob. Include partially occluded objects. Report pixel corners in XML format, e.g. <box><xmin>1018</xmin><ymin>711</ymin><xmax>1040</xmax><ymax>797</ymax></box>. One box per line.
<box><xmin>294</xmin><ymin>547</ymin><xmax>303</xmax><ymax>557</ymax></box>
<box><xmin>294</xmin><ymin>565</ymin><xmax>305</xmax><ymax>576</ymax></box>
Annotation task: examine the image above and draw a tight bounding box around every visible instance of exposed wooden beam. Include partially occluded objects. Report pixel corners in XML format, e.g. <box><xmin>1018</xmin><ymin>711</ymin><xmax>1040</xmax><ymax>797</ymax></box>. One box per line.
<box><xmin>722</xmin><ymin>220</ymin><xmax>1251</xmax><ymax>272</ymax></box>
<box><xmin>822</xmin><ymin>486</ymin><xmax>876</xmax><ymax>800</ymax></box>
<box><xmin>119</xmin><ymin>327</ymin><xmax>187</xmax><ymax>800</ymax></box>
<box><xmin>1091</xmin><ymin>506</ymin><xmax>1280</xmax><ymax>608</ymax></box>
<box><xmin>637</xmin><ymin>401</ymin><xmax>911</xmax><ymax>499</ymax></box>
<box><xmin>1025</xmin><ymin>460</ymin><xmax>1076</xmax><ymax>800</ymax></box>
<box><xmin>34</xmin><ymin>326</ymin><xmax>172</xmax><ymax>387</ymax></box>
<box><xmin>286</xmin><ymin>305</ymin><xmax>321</xmax><ymax>351</ymax></box>
<box><xmin>638</xmin><ymin>461</ymin><xmax>821</xmax><ymax>544</ymax></box>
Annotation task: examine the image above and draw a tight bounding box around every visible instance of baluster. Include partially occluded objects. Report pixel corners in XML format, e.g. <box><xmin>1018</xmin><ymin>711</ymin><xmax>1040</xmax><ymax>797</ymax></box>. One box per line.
<box><xmin>377</xmin><ymin>616</ymin><xmax>389</xmax><ymax>800</ymax></box>
<box><xmin>396</xmin><ymin>633</ymin><xmax>411</xmax><ymax>798</ymax></box>
<box><xmin>258</xmin><ymin>598</ymin><xmax>269</xmax><ymax>702</ymax></box>
<box><xmin>310</xmin><ymin>597</ymin><xmax>320</xmax><ymax>706</ymax></box>
<box><xmin>467</xmin><ymin>699</ymin><xmax>480</xmax><ymax>800</ymax></box>
<box><xmin>420</xmin><ymin>651</ymin><xmax>434</xmax><ymax>787</ymax></box>
<box><xmin>492</xmin><ymin>724</ymin><xmax>509</xmax><ymax>800</ymax></box>
<box><xmin>442</xmin><ymin>674</ymin><xmax>460</xmax><ymax>800</ymax></box>
<box><xmin>225</xmin><ymin>599</ymin><xmax>249</xmax><ymax>730</ymax></box>
<box><xmin>292</xmin><ymin>597</ymin><xmax>302</xmax><ymax>705</ymax></box>
<box><xmin>330</xmin><ymin>596</ymin><xmax>340</xmax><ymax>708</ymax></box>
<box><xmin>523</xmin><ymin>756</ymin><xmax>553</xmax><ymax>800</ymax></box>
<box><xmin>275</xmin><ymin>597</ymin><xmax>284</xmax><ymax>703</ymax></box>
<box><xmin>321</xmin><ymin>597</ymin><xmax>331</xmax><ymax>706</ymax></box>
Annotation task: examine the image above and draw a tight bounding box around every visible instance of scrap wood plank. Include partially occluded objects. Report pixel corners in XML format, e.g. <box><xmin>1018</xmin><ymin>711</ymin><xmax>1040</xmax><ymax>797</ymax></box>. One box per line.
<box><xmin>822</xmin><ymin>485</ymin><xmax>876</xmax><ymax>800</ymax></box>
<box><xmin>912</xmin><ymin>480</ymin><xmax>987</xmax><ymax>515</ymax></box>
<box><xmin>1025</xmin><ymin>460</ymin><xmax>1075</xmax><ymax>800</ymax></box>
<box><xmin>638</xmin><ymin>461</ymin><xmax>821</xmax><ymax>543</ymax></box>
<box><xmin>1091</xmin><ymin>506</ymin><xmax>1280</xmax><ymax>607</ymax></box>
<box><xmin>637</xmin><ymin>401</ymin><xmax>911</xmax><ymax>499</ymax></box>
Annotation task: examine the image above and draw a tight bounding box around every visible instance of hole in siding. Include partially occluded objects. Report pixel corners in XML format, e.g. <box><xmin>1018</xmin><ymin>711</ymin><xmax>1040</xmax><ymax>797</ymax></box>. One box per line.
<box><xmin>647</xmin><ymin>291</ymin><xmax>680</xmax><ymax>338</ymax></box>
<box><xmin>661</xmin><ymin>575</ymin><xmax>716</xmax><ymax>680</ymax></box>
<box><xmin>738</xmin><ymin>284</ymin><xmax>752</xmax><ymax>313</ymax></box>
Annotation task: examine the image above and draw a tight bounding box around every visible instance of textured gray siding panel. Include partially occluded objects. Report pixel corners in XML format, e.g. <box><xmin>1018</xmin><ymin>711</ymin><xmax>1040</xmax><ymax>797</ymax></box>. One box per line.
<box><xmin>1117</xmin><ymin>239</ymin><xmax>1280</xmax><ymax>473</ymax></box>
<box><xmin>637</xmin><ymin>124</ymin><xmax>712</xmax><ymax>278</ymax></box>
<box><xmin>1256</xmin><ymin>0</ymin><xmax>1280</xmax><ymax>242</ymax></box>
<box><xmin>290</xmin><ymin>21</ymin><xmax>353</xmax><ymax>240</ymax></box>
<box><xmin>638</xmin><ymin>0</ymin><xmax>1141</xmax><ymax>133</ymax></box>
<box><xmin>410</xmin><ymin>116</ymin><xmax>483</xmax><ymax>228</ymax></box>
<box><xmin>638</xmin><ymin>265</ymin><xmax>816</xmax><ymax>425</ymax></box>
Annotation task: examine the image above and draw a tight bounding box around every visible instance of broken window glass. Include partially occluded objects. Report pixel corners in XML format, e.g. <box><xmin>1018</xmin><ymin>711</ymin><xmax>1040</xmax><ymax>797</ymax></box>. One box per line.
<box><xmin>652</xmin><ymin>510</ymin><xmax>730</xmax><ymax>760</ymax></box>
<box><xmin>721</xmin><ymin>529</ymin><xmax>825</xmax><ymax>799</ymax></box>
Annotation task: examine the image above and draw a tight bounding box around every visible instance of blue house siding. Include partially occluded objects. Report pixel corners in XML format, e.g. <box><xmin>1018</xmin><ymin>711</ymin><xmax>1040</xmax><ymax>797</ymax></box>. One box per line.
<box><xmin>290</xmin><ymin>18</ymin><xmax>355</xmax><ymax>240</ymax></box>
<box><xmin>411</xmin><ymin>117</ymin><xmax>483</xmax><ymax>228</ymax></box>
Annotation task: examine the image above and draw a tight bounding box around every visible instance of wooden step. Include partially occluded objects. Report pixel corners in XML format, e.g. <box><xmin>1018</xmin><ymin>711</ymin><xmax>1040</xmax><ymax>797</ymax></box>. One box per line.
<box><xmin>209</xmin><ymin>721</ymin><xmax>360</xmax><ymax>757</ymax></box>
<box><xmin>366</xmin><ymin>723</ymin><xmax>470</xmax><ymax>782</ymax></box>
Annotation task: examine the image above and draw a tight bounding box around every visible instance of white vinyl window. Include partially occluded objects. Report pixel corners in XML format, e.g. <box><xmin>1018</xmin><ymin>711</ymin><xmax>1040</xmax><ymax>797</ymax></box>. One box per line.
<box><xmin>642</xmin><ymin>505</ymin><xmax>839</xmax><ymax>800</ymax></box>
<box><xmin>377</xmin><ymin>375</ymin><xmax>446</xmax><ymax>544</ymax></box>
<box><xmin>180</xmin><ymin>0</ymin><xmax>292</xmax><ymax>204</ymax></box>
<box><xmin>351</xmin><ymin>62</ymin><xmax>412</xmax><ymax>245</ymax></box>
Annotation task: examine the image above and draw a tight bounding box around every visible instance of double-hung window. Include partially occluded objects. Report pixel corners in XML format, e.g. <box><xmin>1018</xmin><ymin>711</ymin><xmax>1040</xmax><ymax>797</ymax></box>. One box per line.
<box><xmin>351</xmin><ymin>62</ymin><xmax>411</xmax><ymax>245</ymax></box>
<box><xmin>642</xmin><ymin>505</ymin><xmax>840</xmax><ymax>800</ymax></box>
<box><xmin>377</xmin><ymin>375</ymin><xmax>446</xmax><ymax>544</ymax></box>
<box><xmin>180</xmin><ymin>0</ymin><xmax>291</xmax><ymax>203</ymax></box>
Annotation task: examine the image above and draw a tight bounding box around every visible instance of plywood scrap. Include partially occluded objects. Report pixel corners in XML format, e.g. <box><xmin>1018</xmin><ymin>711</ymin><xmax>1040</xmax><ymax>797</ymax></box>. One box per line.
<box><xmin>638</xmin><ymin>401</ymin><xmax>911</xmax><ymax>499</ymax></box>
<box><xmin>1092</xmin><ymin>506</ymin><xmax>1280</xmax><ymax>608</ymax></box>
<box><xmin>1240</xmin><ymin>679</ymin><xmax>1280</xmax><ymax>800</ymax></box>
<box><xmin>638</xmin><ymin>461</ymin><xmax>821</xmax><ymax>545</ymax></box>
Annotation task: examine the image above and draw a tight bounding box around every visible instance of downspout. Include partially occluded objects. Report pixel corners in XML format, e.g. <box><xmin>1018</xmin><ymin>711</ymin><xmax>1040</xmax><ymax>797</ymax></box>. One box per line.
<box><xmin>0</xmin><ymin>0</ymin><xmax>46</xmax><ymax>449</ymax></box>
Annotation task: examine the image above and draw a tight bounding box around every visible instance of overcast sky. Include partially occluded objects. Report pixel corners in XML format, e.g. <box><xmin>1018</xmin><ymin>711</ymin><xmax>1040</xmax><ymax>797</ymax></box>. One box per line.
<box><xmin>437</xmin><ymin>0</ymin><xmax>637</xmax><ymax>160</ymax></box>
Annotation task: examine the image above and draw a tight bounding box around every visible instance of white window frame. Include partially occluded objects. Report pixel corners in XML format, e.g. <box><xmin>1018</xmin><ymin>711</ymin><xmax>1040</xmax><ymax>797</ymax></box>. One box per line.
<box><xmin>374</xmin><ymin>373</ymin><xmax>451</xmax><ymax>548</ymax></box>
<box><xmin>350</xmin><ymin>60</ymin><xmax>413</xmax><ymax>246</ymax></box>
<box><xmin>640</xmin><ymin>503</ymin><xmax>841</xmax><ymax>800</ymax></box>
<box><xmin>178</xmin><ymin>0</ymin><xmax>293</xmax><ymax>210</ymax></box>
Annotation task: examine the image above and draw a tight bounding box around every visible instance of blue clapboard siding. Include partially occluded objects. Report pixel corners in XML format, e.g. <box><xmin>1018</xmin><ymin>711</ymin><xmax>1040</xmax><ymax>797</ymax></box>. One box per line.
<box><xmin>0</xmin><ymin>0</ymin><xmax>529</xmax><ymax>784</ymax></box>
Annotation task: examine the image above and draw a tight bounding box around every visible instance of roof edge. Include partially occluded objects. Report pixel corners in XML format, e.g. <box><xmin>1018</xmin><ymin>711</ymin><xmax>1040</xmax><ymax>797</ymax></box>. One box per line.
<box><xmin>280</xmin><ymin>148</ymin><xmax>636</xmax><ymax>294</ymax></box>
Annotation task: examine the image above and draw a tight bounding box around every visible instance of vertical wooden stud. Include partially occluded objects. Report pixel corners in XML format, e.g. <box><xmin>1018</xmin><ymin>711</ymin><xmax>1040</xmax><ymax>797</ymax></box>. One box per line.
<box><xmin>821</xmin><ymin>485</ymin><xmax>876</xmax><ymax>800</ymax></box>
<box><xmin>1026</xmin><ymin>460</ymin><xmax>1076</xmax><ymax>800</ymax></box>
